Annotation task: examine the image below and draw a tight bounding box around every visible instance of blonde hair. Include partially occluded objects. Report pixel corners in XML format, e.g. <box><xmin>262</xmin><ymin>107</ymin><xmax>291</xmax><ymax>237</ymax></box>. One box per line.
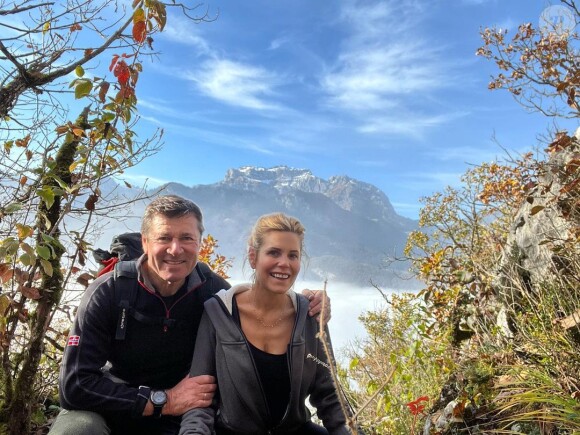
<box><xmin>248</xmin><ymin>212</ymin><xmax>305</xmax><ymax>255</ymax></box>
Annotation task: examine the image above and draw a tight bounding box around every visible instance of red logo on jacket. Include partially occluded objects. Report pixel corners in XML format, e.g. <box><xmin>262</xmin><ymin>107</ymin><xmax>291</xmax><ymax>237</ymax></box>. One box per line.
<box><xmin>67</xmin><ymin>335</ymin><xmax>80</xmax><ymax>346</ymax></box>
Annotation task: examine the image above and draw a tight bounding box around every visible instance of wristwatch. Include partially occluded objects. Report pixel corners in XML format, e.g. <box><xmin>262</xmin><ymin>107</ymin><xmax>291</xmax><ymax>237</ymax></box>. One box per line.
<box><xmin>150</xmin><ymin>389</ymin><xmax>167</xmax><ymax>418</ymax></box>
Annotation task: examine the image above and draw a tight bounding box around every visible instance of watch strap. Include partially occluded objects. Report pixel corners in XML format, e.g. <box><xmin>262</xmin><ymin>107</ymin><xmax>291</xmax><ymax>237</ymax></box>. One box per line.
<box><xmin>133</xmin><ymin>385</ymin><xmax>151</xmax><ymax>418</ymax></box>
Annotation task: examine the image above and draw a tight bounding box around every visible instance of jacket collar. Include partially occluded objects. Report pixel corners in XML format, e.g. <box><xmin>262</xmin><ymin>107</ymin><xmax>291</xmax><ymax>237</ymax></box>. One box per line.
<box><xmin>215</xmin><ymin>283</ymin><xmax>299</xmax><ymax>315</ymax></box>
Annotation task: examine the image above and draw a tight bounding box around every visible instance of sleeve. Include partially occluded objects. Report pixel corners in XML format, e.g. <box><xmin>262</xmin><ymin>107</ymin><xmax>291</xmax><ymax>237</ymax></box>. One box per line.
<box><xmin>58</xmin><ymin>276</ymin><xmax>145</xmax><ymax>417</ymax></box>
<box><xmin>308</xmin><ymin>324</ymin><xmax>351</xmax><ymax>435</ymax></box>
<box><xmin>179</xmin><ymin>310</ymin><xmax>218</xmax><ymax>435</ymax></box>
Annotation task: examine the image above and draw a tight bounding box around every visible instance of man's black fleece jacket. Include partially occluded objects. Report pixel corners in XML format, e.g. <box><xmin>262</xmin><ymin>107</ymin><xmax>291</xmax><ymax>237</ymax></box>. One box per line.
<box><xmin>58</xmin><ymin>257</ymin><xmax>230</xmax><ymax>418</ymax></box>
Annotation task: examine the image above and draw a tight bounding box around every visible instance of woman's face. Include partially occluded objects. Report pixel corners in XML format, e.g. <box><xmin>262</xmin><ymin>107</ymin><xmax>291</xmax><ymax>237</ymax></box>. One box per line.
<box><xmin>251</xmin><ymin>231</ymin><xmax>301</xmax><ymax>294</ymax></box>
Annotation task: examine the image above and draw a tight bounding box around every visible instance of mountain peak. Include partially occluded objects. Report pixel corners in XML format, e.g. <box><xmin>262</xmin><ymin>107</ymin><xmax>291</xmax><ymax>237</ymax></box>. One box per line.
<box><xmin>221</xmin><ymin>166</ymin><xmax>401</xmax><ymax>222</ymax></box>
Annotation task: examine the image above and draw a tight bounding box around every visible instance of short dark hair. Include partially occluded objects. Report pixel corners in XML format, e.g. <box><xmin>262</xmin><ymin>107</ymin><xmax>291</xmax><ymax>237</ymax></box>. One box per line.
<box><xmin>141</xmin><ymin>195</ymin><xmax>204</xmax><ymax>236</ymax></box>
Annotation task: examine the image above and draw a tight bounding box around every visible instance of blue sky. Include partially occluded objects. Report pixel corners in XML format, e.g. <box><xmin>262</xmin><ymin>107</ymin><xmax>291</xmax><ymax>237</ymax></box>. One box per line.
<box><xmin>124</xmin><ymin>0</ymin><xmax>578</xmax><ymax>219</ymax></box>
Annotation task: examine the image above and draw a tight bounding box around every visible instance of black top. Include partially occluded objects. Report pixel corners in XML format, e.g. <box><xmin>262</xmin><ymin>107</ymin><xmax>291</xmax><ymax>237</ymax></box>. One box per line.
<box><xmin>232</xmin><ymin>298</ymin><xmax>291</xmax><ymax>426</ymax></box>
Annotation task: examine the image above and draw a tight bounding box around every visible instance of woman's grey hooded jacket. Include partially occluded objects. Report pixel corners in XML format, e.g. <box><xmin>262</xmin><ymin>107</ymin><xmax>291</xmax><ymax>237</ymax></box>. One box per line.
<box><xmin>179</xmin><ymin>285</ymin><xmax>350</xmax><ymax>435</ymax></box>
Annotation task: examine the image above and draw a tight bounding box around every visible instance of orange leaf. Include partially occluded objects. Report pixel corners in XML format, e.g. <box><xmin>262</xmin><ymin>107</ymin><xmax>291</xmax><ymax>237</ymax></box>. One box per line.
<box><xmin>132</xmin><ymin>21</ymin><xmax>147</xmax><ymax>44</ymax></box>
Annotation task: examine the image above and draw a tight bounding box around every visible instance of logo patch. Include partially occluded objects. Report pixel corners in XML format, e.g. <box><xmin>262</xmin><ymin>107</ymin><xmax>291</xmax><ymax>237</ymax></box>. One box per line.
<box><xmin>67</xmin><ymin>335</ymin><xmax>80</xmax><ymax>347</ymax></box>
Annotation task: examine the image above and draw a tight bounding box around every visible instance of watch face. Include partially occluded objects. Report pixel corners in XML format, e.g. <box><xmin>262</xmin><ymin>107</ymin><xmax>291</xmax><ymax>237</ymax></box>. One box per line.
<box><xmin>151</xmin><ymin>390</ymin><xmax>167</xmax><ymax>406</ymax></box>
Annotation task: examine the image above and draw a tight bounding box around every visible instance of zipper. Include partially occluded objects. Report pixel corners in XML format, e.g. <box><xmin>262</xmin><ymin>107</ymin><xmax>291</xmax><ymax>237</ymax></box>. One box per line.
<box><xmin>138</xmin><ymin>278</ymin><xmax>204</xmax><ymax>332</ymax></box>
<box><xmin>214</xmin><ymin>294</ymin><xmax>274</xmax><ymax>426</ymax></box>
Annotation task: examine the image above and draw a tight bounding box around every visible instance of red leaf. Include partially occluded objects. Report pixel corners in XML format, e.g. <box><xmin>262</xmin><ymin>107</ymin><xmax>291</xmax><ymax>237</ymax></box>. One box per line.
<box><xmin>109</xmin><ymin>54</ymin><xmax>119</xmax><ymax>72</ymax></box>
<box><xmin>406</xmin><ymin>396</ymin><xmax>429</xmax><ymax>416</ymax></box>
<box><xmin>114</xmin><ymin>60</ymin><xmax>130</xmax><ymax>85</ymax></box>
<box><xmin>132</xmin><ymin>21</ymin><xmax>147</xmax><ymax>44</ymax></box>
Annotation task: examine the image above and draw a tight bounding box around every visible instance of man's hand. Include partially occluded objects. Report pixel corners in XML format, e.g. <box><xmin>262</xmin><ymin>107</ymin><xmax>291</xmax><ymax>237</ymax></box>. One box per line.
<box><xmin>301</xmin><ymin>289</ymin><xmax>331</xmax><ymax>324</ymax></box>
<box><xmin>163</xmin><ymin>375</ymin><xmax>216</xmax><ymax>415</ymax></box>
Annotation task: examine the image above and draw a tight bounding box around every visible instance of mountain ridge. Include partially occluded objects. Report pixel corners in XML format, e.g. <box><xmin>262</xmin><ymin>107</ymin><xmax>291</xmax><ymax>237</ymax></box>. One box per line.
<box><xmin>154</xmin><ymin>166</ymin><xmax>419</xmax><ymax>289</ymax></box>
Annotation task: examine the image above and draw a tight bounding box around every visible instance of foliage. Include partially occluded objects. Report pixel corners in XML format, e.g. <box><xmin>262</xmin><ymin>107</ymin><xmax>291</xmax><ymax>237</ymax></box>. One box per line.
<box><xmin>403</xmin><ymin>157</ymin><xmax>535</xmax><ymax>346</ymax></box>
<box><xmin>0</xmin><ymin>0</ymin><xmax>216</xmax><ymax>433</ymax></box>
<box><xmin>341</xmin><ymin>292</ymin><xmax>453</xmax><ymax>434</ymax></box>
<box><xmin>476</xmin><ymin>0</ymin><xmax>580</xmax><ymax>119</ymax></box>
<box><xmin>199</xmin><ymin>234</ymin><xmax>232</xmax><ymax>280</ymax></box>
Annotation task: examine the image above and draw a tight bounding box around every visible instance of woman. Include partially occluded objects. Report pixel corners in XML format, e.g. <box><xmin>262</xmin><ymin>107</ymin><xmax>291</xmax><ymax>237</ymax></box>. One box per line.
<box><xmin>179</xmin><ymin>212</ymin><xmax>350</xmax><ymax>435</ymax></box>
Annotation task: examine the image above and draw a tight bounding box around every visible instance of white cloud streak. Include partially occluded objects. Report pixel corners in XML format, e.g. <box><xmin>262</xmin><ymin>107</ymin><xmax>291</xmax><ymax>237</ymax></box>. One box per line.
<box><xmin>321</xmin><ymin>0</ymin><xmax>460</xmax><ymax>137</ymax></box>
<box><xmin>185</xmin><ymin>59</ymin><xmax>284</xmax><ymax>111</ymax></box>
<box><xmin>160</xmin><ymin>15</ymin><xmax>213</xmax><ymax>56</ymax></box>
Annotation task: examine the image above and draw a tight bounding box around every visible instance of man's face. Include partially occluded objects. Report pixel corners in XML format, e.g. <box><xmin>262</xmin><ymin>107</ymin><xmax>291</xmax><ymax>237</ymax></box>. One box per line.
<box><xmin>142</xmin><ymin>214</ymin><xmax>201</xmax><ymax>289</ymax></box>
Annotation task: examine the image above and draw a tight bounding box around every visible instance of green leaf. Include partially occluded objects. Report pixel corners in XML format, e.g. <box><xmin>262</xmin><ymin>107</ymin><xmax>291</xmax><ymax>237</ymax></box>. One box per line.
<box><xmin>75</xmin><ymin>65</ymin><xmax>85</xmax><ymax>77</ymax></box>
<box><xmin>349</xmin><ymin>357</ymin><xmax>360</xmax><ymax>370</ymax></box>
<box><xmin>19</xmin><ymin>253</ymin><xmax>33</xmax><ymax>266</ymax></box>
<box><xmin>75</xmin><ymin>79</ymin><xmax>93</xmax><ymax>99</ymax></box>
<box><xmin>4</xmin><ymin>203</ymin><xmax>23</xmax><ymax>214</ymax></box>
<box><xmin>3</xmin><ymin>140</ymin><xmax>13</xmax><ymax>153</ymax></box>
<box><xmin>36</xmin><ymin>245</ymin><xmax>51</xmax><ymax>260</ymax></box>
<box><xmin>37</xmin><ymin>186</ymin><xmax>55</xmax><ymax>209</ymax></box>
<box><xmin>3</xmin><ymin>238</ymin><xmax>19</xmax><ymax>256</ymax></box>
<box><xmin>40</xmin><ymin>259</ymin><xmax>53</xmax><ymax>277</ymax></box>
<box><xmin>0</xmin><ymin>294</ymin><xmax>10</xmax><ymax>315</ymax></box>
<box><xmin>41</xmin><ymin>233</ymin><xmax>64</xmax><ymax>251</ymax></box>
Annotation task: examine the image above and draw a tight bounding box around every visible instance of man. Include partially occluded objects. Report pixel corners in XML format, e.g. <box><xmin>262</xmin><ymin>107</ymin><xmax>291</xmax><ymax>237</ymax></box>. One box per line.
<box><xmin>50</xmin><ymin>195</ymin><xmax>329</xmax><ymax>434</ymax></box>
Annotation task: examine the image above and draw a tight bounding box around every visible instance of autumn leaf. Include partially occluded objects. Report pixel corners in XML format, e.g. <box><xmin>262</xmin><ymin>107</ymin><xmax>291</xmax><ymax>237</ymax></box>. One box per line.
<box><xmin>76</xmin><ymin>272</ymin><xmax>93</xmax><ymax>287</ymax></box>
<box><xmin>406</xmin><ymin>396</ymin><xmax>429</xmax><ymax>416</ymax></box>
<box><xmin>16</xmin><ymin>224</ymin><xmax>33</xmax><ymax>240</ymax></box>
<box><xmin>109</xmin><ymin>54</ymin><xmax>119</xmax><ymax>72</ymax></box>
<box><xmin>74</xmin><ymin>79</ymin><xmax>93</xmax><ymax>99</ymax></box>
<box><xmin>98</xmin><ymin>82</ymin><xmax>110</xmax><ymax>103</ymax></box>
<box><xmin>85</xmin><ymin>193</ymin><xmax>98</xmax><ymax>211</ymax></box>
<box><xmin>0</xmin><ymin>264</ymin><xmax>12</xmax><ymax>283</ymax></box>
<box><xmin>114</xmin><ymin>60</ymin><xmax>130</xmax><ymax>85</ymax></box>
<box><xmin>133</xmin><ymin>7</ymin><xmax>146</xmax><ymax>23</ymax></box>
<box><xmin>20</xmin><ymin>285</ymin><xmax>41</xmax><ymax>300</ymax></box>
<box><xmin>133</xmin><ymin>21</ymin><xmax>147</xmax><ymax>44</ymax></box>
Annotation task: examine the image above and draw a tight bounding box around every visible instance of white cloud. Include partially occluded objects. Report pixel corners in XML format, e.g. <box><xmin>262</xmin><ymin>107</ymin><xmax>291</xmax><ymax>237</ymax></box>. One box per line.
<box><xmin>161</xmin><ymin>15</ymin><xmax>213</xmax><ymax>56</ymax></box>
<box><xmin>186</xmin><ymin>59</ymin><xmax>284</xmax><ymax>111</ymax></box>
<box><xmin>321</xmin><ymin>0</ymin><xmax>458</xmax><ymax>137</ymax></box>
<box><xmin>269</xmin><ymin>36</ymin><xmax>290</xmax><ymax>51</ymax></box>
<box><xmin>358</xmin><ymin>111</ymin><xmax>469</xmax><ymax>138</ymax></box>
